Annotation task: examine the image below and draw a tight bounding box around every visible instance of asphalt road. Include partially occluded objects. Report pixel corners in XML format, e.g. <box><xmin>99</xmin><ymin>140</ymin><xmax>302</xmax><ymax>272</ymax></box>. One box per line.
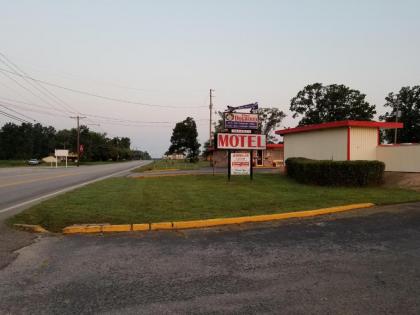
<box><xmin>0</xmin><ymin>160</ymin><xmax>151</xmax><ymax>220</ymax></box>
<box><xmin>1</xmin><ymin>202</ymin><xmax>419</xmax><ymax>314</ymax></box>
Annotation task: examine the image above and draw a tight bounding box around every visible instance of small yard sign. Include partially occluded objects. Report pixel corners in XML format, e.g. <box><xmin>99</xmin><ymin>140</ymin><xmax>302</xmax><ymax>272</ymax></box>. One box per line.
<box><xmin>231</xmin><ymin>152</ymin><xmax>251</xmax><ymax>175</ymax></box>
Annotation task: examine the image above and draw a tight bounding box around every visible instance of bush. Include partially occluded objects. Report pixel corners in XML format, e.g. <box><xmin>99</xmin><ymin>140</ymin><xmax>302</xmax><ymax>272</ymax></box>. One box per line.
<box><xmin>285</xmin><ymin>157</ymin><xmax>385</xmax><ymax>186</ymax></box>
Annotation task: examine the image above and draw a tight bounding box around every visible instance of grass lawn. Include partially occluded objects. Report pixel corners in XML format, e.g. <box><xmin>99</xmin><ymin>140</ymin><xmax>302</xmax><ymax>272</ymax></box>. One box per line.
<box><xmin>134</xmin><ymin>159</ymin><xmax>210</xmax><ymax>172</ymax></box>
<box><xmin>0</xmin><ymin>160</ymin><xmax>34</xmax><ymax>167</ymax></box>
<box><xmin>9</xmin><ymin>174</ymin><xmax>420</xmax><ymax>232</ymax></box>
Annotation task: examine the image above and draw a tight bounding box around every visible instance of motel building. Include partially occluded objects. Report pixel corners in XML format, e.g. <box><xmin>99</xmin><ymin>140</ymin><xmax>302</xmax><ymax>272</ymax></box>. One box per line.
<box><xmin>275</xmin><ymin>120</ymin><xmax>420</xmax><ymax>173</ymax></box>
<box><xmin>210</xmin><ymin>143</ymin><xmax>284</xmax><ymax>168</ymax></box>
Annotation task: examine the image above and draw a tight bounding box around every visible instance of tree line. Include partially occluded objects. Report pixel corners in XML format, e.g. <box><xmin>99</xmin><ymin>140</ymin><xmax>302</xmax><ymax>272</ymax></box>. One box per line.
<box><xmin>0</xmin><ymin>122</ymin><xmax>151</xmax><ymax>161</ymax></box>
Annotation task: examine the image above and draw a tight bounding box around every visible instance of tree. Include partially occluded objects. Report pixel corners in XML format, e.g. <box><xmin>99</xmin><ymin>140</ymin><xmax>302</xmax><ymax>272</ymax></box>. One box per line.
<box><xmin>380</xmin><ymin>86</ymin><xmax>420</xmax><ymax>143</ymax></box>
<box><xmin>214</xmin><ymin>107</ymin><xmax>286</xmax><ymax>143</ymax></box>
<box><xmin>290</xmin><ymin>83</ymin><xmax>376</xmax><ymax>125</ymax></box>
<box><xmin>167</xmin><ymin>117</ymin><xmax>201</xmax><ymax>162</ymax></box>
<box><xmin>201</xmin><ymin>140</ymin><xmax>212</xmax><ymax>158</ymax></box>
<box><xmin>257</xmin><ymin>108</ymin><xmax>286</xmax><ymax>143</ymax></box>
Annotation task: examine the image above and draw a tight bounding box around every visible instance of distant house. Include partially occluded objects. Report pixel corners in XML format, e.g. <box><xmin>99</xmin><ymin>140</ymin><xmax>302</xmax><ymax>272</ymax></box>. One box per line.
<box><xmin>163</xmin><ymin>153</ymin><xmax>186</xmax><ymax>160</ymax></box>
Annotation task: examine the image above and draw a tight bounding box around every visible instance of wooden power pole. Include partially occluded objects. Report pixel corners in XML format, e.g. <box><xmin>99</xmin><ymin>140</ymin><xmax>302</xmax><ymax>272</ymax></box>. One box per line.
<box><xmin>209</xmin><ymin>89</ymin><xmax>214</xmax><ymax>147</ymax></box>
<box><xmin>70</xmin><ymin>115</ymin><xmax>86</xmax><ymax>167</ymax></box>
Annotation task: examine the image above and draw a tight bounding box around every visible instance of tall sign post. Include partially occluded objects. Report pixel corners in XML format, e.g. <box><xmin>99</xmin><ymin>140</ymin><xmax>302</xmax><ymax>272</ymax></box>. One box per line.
<box><xmin>215</xmin><ymin>102</ymin><xmax>265</xmax><ymax>181</ymax></box>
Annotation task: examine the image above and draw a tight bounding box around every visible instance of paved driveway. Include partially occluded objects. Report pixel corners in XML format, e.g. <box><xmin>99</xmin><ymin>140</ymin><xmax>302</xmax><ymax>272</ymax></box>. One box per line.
<box><xmin>1</xmin><ymin>202</ymin><xmax>420</xmax><ymax>314</ymax></box>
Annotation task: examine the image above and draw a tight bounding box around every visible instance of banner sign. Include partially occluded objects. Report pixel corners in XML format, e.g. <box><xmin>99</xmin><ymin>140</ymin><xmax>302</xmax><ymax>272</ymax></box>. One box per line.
<box><xmin>216</xmin><ymin>133</ymin><xmax>266</xmax><ymax>150</ymax></box>
<box><xmin>227</xmin><ymin>103</ymin><xmax>258</xmax><ymax>111</ymax></box>
<box><xmin>224</xmin><ymin>112</ymin><xmax>259</xmax><ymax>130</ymax></box>
<box><xmin>231</xmin><ymin>152</ymin><xmax>251</xmax><ymax>175</ymax></box>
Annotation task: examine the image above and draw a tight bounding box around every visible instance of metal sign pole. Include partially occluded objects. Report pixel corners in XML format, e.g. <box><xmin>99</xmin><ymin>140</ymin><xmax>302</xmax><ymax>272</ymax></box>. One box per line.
<box><xmin>228</xmin><ymin>150</ymin><xmax>231</xmax><ymax>181</ymax></box>
<box><xmin>250</xmin><ymin>150</ymin><xmax>253</xmax><ymax>181</ymax></box>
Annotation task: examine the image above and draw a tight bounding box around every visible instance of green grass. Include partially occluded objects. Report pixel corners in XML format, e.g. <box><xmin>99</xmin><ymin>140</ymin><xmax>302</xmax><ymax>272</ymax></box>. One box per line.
<box><xmin>134</xmin><ymin>159</ymin><xmax>210</xmax><ymax>172</ymax></box>
<box><xmin>8</xmin><ymin>174</ymin><xmax>420</xmax><ymax>232</ymax></box>
<box><xmin>0</xmin><ymin>160</ymin><xmax>37</xmax><ymax>167</ymax></box>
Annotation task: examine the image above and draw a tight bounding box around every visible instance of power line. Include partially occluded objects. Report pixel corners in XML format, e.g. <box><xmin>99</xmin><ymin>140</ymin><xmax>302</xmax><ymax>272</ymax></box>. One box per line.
<box><xmin>0</xmin><ymin>52</ymin><xmax>84</xmax><ymax>119</ymax></box>
<box><xmin>0</xmin><ymin>104</ymin><xmax>38</xmax><ymax>123</ymax></box>
<box><xmin>0</xmin><ymin>67</ymin><xmax>207</xmax><ymax>110</ymax></box>
<box><xmin>0</xmin><ymin>109</ymin><xmax>31</xmax><ymax>124</ymax></box>
<box><xmin>0</xmin><ymin>96</ymin><xmax>209</xmax><ymax>125</ymax></box>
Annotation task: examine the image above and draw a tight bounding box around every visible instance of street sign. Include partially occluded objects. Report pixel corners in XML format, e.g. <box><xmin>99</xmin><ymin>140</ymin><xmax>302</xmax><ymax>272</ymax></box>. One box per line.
<box><xmin>224</xmin><ymin>112</ymin><xmax>259</xmax><ymax>130</ymax></box>
<box><xmin>216</xmin><ymin>133</ymin><xmax>266</xmax><ymax>150</ymax></box>
<box><xmin>231</xmin><ymin>152</ymin><xmax>251</xmax><ymax>175</ymax></box>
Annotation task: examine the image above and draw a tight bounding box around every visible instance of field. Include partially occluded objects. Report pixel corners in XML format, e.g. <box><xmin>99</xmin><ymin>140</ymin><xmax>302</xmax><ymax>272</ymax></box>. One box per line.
<box><xmin>9</xmin><ymin>173</ymin><xmax>420</xmax><ymax>232</ymax></box>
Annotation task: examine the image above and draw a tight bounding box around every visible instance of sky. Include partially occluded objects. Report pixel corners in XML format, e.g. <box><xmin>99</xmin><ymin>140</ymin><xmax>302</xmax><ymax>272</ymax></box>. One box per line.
<box><xmin>0</xmin><ymin>0</ymin><xmax>419</xmax><ymax>157</ymax></box>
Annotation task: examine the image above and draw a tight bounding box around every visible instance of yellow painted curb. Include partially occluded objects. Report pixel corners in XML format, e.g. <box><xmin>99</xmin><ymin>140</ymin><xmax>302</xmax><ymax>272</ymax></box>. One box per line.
<box><xmin>13</xmin><ymin>224</ymin><xmax>49</xmax><ymax>233</ymax></box>
<box><xmin>172</xmin><ymin>203</ymin><xmax>374</xmax><ymax>229</ymax></box>
<box><xmin>63</xmin><ymin>224</ymin><xmax>102</xmax><ymax>234</ymax></box>
<box><xmin>102</xmin><ymin>224</ymin><xmax>132</xmax><ymax>232</ymax></box>
<box><xmin>150</xmin><ymin>222</ymin><xmax>173</xmax><ymax>230</ymax></box>
<box><xmin>132</xmin><ymin>223</ymin><xmax>150</xmax><ymax>231</ymax></box>
<box><xmin>61</xmin><ymin>203</ymin><xmax>375</xmax><ymax>234</ymax></box>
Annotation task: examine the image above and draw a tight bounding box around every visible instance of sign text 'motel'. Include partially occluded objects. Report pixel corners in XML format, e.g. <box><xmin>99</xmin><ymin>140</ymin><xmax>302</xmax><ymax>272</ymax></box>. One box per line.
<box><xmin>217</xmin><ymin>133</ymin><xmax>266</xmax><ymax>150</ymax></box>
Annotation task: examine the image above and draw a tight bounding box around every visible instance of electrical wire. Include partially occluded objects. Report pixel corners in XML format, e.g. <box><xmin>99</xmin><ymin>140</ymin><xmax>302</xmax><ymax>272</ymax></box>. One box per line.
<box><xmin>0</xmin><ymin>67</ymin><xmax>207</xmax><ymax>110</ymax></box>
<box><xmin>0</xmin><ymin>109</ymin><xmax>31</xmax><ymax>123</ymax></box>
<box><xmin>0</xmin><ymin>104</ymin><xmax>38</xmax><ymax>122</ymax></box>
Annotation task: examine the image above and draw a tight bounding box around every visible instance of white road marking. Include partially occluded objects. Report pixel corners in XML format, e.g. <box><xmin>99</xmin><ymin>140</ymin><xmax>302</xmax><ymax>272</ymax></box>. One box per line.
<box><xmin>0</xmin><ymin>163</ymin><xmax>146</xmax><ymax>214</ymax></box>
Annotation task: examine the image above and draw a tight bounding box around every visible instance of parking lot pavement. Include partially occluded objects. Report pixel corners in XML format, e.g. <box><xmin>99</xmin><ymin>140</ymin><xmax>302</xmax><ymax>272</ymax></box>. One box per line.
<box><xmin>1</xmin><ymin>202</ymin><xmax>420</xmax><ymax>314</ymax></box>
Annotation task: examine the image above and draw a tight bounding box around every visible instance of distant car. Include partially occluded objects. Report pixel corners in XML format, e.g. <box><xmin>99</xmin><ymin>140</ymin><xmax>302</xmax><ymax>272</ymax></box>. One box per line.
<box><xmin>27</xmin><ymin>159</ymin><xmax>40</xmax><ymax>165</ymax></box>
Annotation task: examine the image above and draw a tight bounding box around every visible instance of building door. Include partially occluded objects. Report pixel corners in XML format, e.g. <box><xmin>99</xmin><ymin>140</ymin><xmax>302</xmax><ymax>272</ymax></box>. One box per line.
<box><xmin>257</xmin><ymin>150</ymin><xmax>263</xmax><ymax>166</ymax></box>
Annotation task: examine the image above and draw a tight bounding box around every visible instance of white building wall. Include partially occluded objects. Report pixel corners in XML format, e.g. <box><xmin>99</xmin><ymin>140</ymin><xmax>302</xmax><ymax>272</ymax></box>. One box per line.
<box><xmin>377</xmin><ymin>145</ymin><xmax>420</xmax><ymax>172</ymax></box>
<box><xmin>284</xmin><ymin>128</ymin><xmax>347</xmax><ymax>161</ymax></box>
<box><xmin>350</xmin><ymin>127</ymin><xmax>378</xmax><ymax>160</ymax></box>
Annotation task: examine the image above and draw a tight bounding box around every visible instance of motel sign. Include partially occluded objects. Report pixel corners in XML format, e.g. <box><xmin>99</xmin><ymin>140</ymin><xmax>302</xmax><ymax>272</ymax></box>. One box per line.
<box><xmin>216</xmin><ymin>133</ymin><xmax>266</xmax><ymax>150</ymax></box>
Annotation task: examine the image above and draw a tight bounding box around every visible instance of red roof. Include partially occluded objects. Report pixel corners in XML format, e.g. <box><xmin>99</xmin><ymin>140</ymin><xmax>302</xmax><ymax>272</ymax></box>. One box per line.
<box><xmin>266</xmin><ymin>143</ymin><xmax>284</xmax><ymax>149</ymax></box>
<box><xmin>275</xmin><ymin>120</ymin><xmax>403</xmax><ymax>136</ymax></box>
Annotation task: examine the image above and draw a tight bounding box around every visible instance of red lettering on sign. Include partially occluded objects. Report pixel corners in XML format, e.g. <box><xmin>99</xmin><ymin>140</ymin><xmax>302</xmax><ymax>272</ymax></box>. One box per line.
<box><xmin>247</xmin><ymin>136</ymin><xmax>254</xmax><ymax>148</ymax></box>
<box><xmin>257</xmin><ymin>136</ymin><xmax>262</xmax><ymax>147</ymax></box>
<box><xmin>230</xmin><ymin>135</ymin><xmax>239</xmax><ymax>147</ymax></box>
<box><xmin>239</xmin><ymin>135</ymin><xmax>246</xmax><ymax>147</ymax></box>
<box><xmin>218</xmin><ymin>134</ymin><xmax>229</xmax><ymax>147</ymax></box>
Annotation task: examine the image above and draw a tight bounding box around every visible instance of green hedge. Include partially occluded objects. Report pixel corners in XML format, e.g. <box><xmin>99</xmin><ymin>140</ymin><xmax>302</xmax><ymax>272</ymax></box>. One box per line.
<box><xmin>285</xmin><ymin>157</ymin><xmax>385</xmax><ymax>186</ymax></box>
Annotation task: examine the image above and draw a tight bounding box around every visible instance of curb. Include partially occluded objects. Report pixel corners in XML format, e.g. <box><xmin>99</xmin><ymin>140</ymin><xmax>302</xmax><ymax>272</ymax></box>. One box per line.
<box><xmin>13</xmin><ymin>224</ymin><xmax>49</xmax><ymax>233</ymax></box>
<box><xmin>61</xmin><ymin>203</ymin><xmax>375</xmax><ymax>234</ymax></box>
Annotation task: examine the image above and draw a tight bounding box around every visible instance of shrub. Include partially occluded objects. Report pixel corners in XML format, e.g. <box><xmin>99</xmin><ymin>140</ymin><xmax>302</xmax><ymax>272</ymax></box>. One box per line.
<box><xmin>285</xmin><ymin>157</ymin><xmax>385</xmax><ymax>186</ymax></box>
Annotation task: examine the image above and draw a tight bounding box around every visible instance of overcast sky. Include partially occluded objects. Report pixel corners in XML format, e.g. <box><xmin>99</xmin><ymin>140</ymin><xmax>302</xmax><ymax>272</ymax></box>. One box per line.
<box><xmin>1</xmin><ymin>0</ymin><xmax>419</xmax><ymax>157</ymax></box>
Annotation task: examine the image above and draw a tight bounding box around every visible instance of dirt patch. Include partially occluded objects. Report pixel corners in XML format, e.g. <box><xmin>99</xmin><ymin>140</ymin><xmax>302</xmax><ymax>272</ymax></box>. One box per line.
<box><xmin>383</xmin><ymin>172</ymin><xmax>420</xmax><ymax>192</ymax></box>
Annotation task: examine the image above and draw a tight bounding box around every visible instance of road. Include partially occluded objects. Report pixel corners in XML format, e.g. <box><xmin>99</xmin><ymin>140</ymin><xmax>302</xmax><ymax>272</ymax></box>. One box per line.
<box><xmin>1</xmin><ymin>202</ymin><xmax>420</xmax><ymax>314</ymax></box>
<box><xmin>0</xmin><ymin>160</ymin><xmax>151</xmax><ymax>220</ymax></box>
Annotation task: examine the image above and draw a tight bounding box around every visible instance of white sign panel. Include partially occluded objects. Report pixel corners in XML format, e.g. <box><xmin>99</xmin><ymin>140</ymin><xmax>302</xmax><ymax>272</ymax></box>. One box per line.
<box><xmin>217</xmin><ymin>133</ymin><xmax>266</xmax><ymax>150</ymax></box>
<box><xmin>231</xmin><ymin>129</ymin><xmax>252</xmax><ymax>134</ymax></box>
<box><xmin>231</xmin><ymin>152</ymin><xmax>251</xmax><ymax>175</ymax></box>
<box><xmin>55</xmin><ymin>149</ymin><xmax>69</xmax><ymax>157</ymax></box>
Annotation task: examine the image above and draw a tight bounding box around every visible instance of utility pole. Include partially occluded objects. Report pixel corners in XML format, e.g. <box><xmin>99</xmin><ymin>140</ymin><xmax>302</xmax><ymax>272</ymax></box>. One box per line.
<box><xmin>70</xmin><ymin>115</ymin><xmax>86</xmax><ymax>167</ymax></box>
<box><xmin>209</xmin><ymin>89</ymin><xmax>214</xmax><ymax>147</ymax></box>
